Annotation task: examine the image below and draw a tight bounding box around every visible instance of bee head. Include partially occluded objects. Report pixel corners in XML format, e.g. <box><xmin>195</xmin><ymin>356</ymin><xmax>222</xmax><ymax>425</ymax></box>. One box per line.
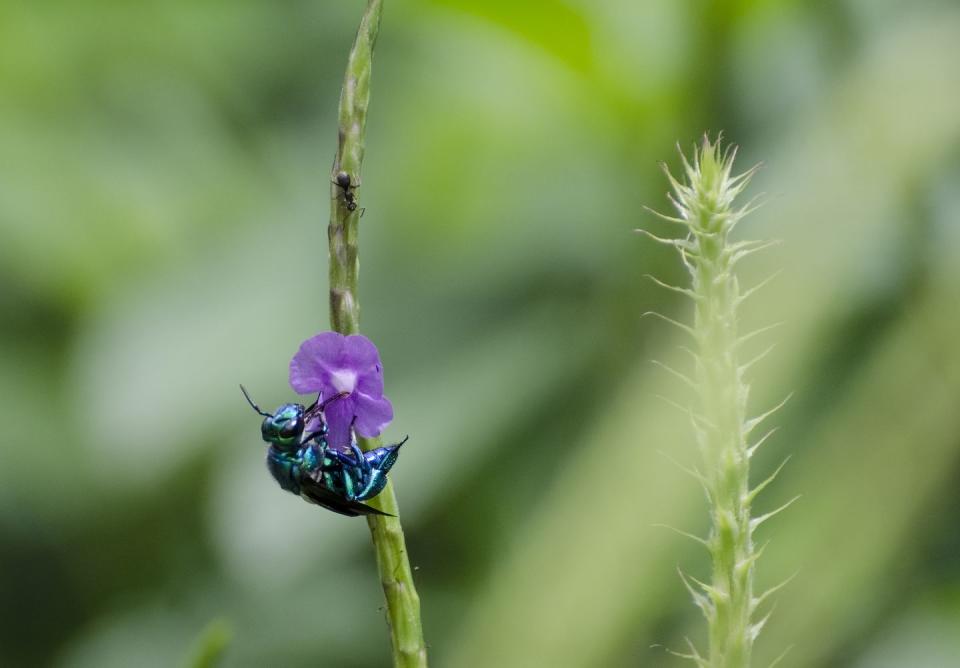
<box><xmin>260</xmin><ymin>403</ymin><xmax>305</xmax><ymax>448</ymax></box>
<box><xmin>240</xmin><ymin>385</ymin><xmax>305</xmax><ymax>449</ymax></box>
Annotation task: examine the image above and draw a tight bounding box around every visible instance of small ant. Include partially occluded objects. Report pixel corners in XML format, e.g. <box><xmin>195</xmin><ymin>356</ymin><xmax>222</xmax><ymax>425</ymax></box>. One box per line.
<box><xmin>333</xmin><ymin>171</ymin><xmax>363</xmax><ymax>214</ymax></box>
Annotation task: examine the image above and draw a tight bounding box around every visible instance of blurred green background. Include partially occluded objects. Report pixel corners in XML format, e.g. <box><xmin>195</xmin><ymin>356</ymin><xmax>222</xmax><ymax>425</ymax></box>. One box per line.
<box><xmin>1</xmin><ymin>0</ymin><xmax>958</xmax><ymax>666</ymax></box>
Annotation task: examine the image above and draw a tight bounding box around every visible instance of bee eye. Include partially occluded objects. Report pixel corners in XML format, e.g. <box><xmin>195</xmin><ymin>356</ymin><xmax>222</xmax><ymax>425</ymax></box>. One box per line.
<box><xmin>280</xmin><ymin>418</ymin><xmax>303</xmax><ymax>438</ymax></box>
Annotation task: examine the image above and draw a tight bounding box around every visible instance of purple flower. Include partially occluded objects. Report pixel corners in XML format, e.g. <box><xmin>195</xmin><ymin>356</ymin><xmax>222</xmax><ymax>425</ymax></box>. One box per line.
<box><xmin>289</xmin><ymin>332</ymin><xmax>393</xmax><ymax>449</ymax></box>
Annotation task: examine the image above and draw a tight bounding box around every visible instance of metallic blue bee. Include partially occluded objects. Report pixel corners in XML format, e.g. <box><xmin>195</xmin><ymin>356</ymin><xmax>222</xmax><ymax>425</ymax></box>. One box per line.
<box><xmin>240</xmin><ymin>385</ymin><xmax>406</xmax><ymax>517</ymax></box>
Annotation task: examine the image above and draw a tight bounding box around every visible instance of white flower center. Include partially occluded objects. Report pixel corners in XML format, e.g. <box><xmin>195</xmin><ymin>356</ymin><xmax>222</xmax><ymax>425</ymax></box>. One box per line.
<box><xmin>330</xmin><ymin>368</ymin><xmax>358</xmax><ymax>394</ymax></box>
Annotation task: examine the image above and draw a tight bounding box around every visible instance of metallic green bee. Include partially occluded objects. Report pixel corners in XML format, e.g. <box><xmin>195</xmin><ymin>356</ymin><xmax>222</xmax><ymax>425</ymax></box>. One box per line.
<box><xmin>240</xmin><ymin>385</ymin><xmax>405</xmax><ymax>517</ymax></box>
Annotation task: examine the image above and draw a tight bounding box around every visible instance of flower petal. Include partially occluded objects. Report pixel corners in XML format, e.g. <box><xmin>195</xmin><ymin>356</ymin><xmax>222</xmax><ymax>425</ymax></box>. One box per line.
<box><xmin>304</xmin><ymin>413</ymin><xmax>325</xmax><ymax>435</ymax></box>
<box><xmin>356</xmin><ymin>362</ymin><xmax>384</xmax><ymax>396</ymax></box>
<box><xmin>343</xmin><ymin>334</ymin><xmax>381</xmax><ymax>371</ymax></box>
<box><xmin>323</xmin><ymin>396</ymin><xmax>356</xmax><ymax>450</ymax></box>
<box><xmin>352</xmin><ymin>392</ymin><xmax>393</xmax><ymax>438</ymax></box>
<box><xmin>329</xmin><ymin>368</ymin><xmax>359</xmax><ymax>394</ymax></box>
<box><xmin>289</xmin><ymin>332</ymin><xmax>393</xmax><ymax>446</ymax></box>
<box><xmin>290</xmin><ymin>332</ymin><xmax>345</xmax><ymax>394</ymax></box>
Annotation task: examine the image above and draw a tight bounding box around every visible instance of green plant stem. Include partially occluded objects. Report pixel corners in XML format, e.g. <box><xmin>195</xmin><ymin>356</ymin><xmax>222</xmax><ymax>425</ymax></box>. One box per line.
<box><xmin>685</xmin><ymin>142</ymin><xmax>758</xmax><ymax>668</ymax></box>
<box><xmin>327</xmin><ymin>2</ymin><xmax>427</xmax><ymax>666</ymax></box>
<box><xmin>695</xmin><ymin>214</ymin><xmax>754</xmax><ymax>668</ymax></box>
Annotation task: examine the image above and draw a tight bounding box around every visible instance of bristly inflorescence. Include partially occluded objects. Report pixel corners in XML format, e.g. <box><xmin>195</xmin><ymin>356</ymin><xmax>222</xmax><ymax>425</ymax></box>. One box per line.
<box><xmin>640</xmin><ymin>136</ymin><xmax>794</xmax><ymax>668</ymax></box>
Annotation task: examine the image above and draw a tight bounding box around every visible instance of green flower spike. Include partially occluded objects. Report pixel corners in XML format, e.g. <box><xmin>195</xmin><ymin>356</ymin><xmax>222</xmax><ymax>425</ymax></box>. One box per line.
<box><xmin>641</xmin><ymin>136</ymin><xmax>795</xmax><ymax>668</ymax></box>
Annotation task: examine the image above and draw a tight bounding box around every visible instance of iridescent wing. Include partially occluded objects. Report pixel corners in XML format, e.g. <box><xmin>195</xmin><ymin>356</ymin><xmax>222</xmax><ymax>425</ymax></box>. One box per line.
<box><xmin>299</xmin><ymin>476</ymin><xmax>393</xmax><ymax>517</ymax></box>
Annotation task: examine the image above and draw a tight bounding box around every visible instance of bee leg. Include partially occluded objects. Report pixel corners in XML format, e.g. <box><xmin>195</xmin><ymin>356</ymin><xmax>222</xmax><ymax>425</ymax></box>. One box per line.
<box><xmin>301</xmin><ymin>430</ymin><xmax>326</xmax><ymax>446</ymax></box>
<box><xmin>330</xmin><ymin>443</ymin><xmax>369</xmax><ymax>499</ymax></box>
<box><xmin>342</xmin><ymin>471</ymin><xmax>358</xmax><ymax>501</ymax></box>
<box><xmin>322</xmin><ymin>469</ymin><xmax>338</xmax><ymax>493</ymax></box>
<box><xmin>324</xmin><ymin>447</ymin><xmax>366</xmax><ymax>502</ymax></box>
<box><xmin>354</xmin><ymin>468</ymin><xmax>390</xmax><ymax>502</ymax></box>
<box><xmin>350</xmin><ymin>442</ymin><xmax>372</xmax><ymax>475</ymax></box>
<box><xmin>327</xmin><ymin>447</ymin><xmax>361</xmax><ymax>468</ymax></box>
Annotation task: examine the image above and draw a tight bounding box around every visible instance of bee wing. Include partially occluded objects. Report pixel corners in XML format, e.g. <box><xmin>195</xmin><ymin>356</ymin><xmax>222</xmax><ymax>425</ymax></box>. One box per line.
<box><xmin>301</xmin><ymin>399</ymin><xmax>327</xmax><ymax>433</ymax></box>
<box><xmin>299</xmin><ymin>477</ymin><xmax>394</xmax><ymax>517</ymax></box>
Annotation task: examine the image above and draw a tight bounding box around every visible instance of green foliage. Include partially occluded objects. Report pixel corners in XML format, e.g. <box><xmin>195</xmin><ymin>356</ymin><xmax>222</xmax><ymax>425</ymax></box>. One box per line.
<box><xmin>182</xmin><ymin>619</ymin><xmax>232</xmax><ymax>668</ymax></box>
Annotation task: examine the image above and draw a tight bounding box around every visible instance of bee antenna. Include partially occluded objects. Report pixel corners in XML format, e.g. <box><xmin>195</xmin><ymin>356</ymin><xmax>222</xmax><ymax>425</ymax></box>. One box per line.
<box><xmin>239</xmin><ymin>384</ymin><xmax>271</xmax><ymax>417</ymax></box>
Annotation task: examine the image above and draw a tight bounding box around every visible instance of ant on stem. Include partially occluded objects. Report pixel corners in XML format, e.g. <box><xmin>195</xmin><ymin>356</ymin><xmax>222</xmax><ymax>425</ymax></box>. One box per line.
<box><xmin>333</xmin><ymin>171</ymin><xmax>364</xmax><ymax>215</ymax></box>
